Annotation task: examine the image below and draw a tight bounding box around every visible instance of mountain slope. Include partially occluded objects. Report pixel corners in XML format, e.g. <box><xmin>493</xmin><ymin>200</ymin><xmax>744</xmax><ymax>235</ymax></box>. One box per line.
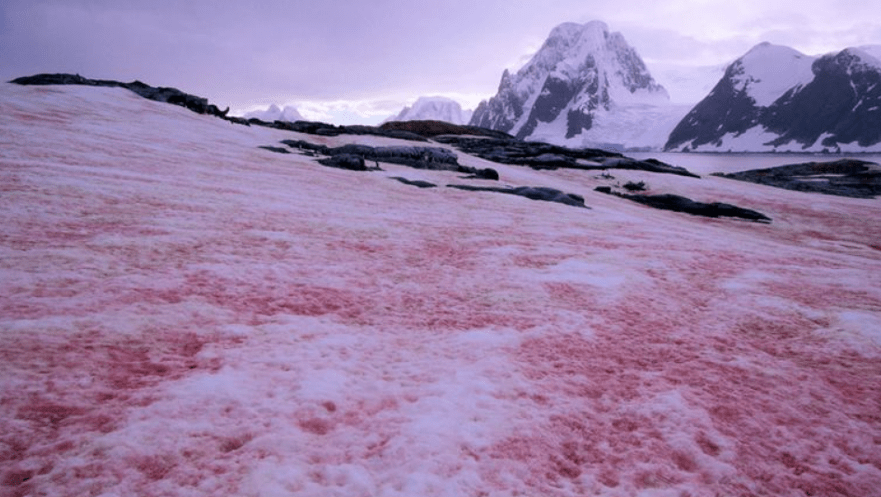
<box><xmin>385</xmin><ymin>96</ymin><xmax>472</xmax><ymax>125</ymax></box>
<box><xmin>470</xmin><ymin>21</ymin><xmax>679</xmax><ymax>150</ymax></box>
<box><xmin>666</xmin><ymin>43</ymin><xmax>881</xmax><ymax>152</ymax></box>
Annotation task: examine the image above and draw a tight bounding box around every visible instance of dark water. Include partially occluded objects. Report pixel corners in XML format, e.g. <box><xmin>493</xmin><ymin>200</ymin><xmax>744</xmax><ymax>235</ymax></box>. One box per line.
<box><xmin>628</xmin><ymin>152</ymin><xmax>881</xmax><ymax>176</ymax></box>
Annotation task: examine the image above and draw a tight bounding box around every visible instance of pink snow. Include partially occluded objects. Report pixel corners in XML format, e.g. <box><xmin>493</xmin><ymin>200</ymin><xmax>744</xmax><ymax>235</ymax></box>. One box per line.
<box><xmin>1</xmin><ymin>84</ymin><xmax>880</xmax><ymax>497</ymax></box>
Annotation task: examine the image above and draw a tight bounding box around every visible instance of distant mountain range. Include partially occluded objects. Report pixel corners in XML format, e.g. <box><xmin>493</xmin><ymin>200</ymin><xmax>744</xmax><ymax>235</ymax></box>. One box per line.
<box><xmin>243</xmin><ymin>104</ymin><xmax>304</xmax><ymax>123</ymax></box>
<box><xmin>461</xmin><ymin>21</ymin><xmax>881</xmax><ymax>152</ymax></box>
<box><xmin>244</xmin><ymin>22</ymin><xmax>881</xmax><ymax>152</ymax></box>
<box><xmin>384</xmin><ymin>96</ymin><xmax>472</xmax><ymax>125</ymax></box>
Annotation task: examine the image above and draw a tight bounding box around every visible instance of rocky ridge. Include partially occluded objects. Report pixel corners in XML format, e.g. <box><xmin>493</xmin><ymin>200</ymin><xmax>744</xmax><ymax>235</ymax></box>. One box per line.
<box><xmin>713</xmin><ymin>159</ymin><xmax>881</xmax><ymax>198</ymax></box>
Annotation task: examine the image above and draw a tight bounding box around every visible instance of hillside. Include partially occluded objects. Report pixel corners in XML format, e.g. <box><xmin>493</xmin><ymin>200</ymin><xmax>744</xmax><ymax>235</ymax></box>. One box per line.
<box><xmin>2</xmin><ymin>81</ymin><xmax>881</xmax><ymax>496</ymax></box>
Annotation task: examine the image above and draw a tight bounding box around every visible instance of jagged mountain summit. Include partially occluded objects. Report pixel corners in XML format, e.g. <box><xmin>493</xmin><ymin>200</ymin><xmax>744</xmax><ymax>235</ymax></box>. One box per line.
<box><xmin>385</xmin><ymin>96</ymin><xmax>473</xmax><ymax>125</ymax></box>
<box><xmin>665</xmin><ymin>43</ymin><xmax>881</xmax><ymax>152</ymax></box>
<box><xmin>243</xmin><ymin>103</ymin><xmax>304</xmax><ymax>122</ymax></box>
<box><xmin>470</xmin><ymin>20</ymin><xmax>686</xmax><ymax>151</ymax></box>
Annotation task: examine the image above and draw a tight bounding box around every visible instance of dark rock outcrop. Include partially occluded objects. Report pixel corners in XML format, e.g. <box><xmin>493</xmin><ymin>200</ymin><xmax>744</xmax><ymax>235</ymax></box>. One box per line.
<box><xmin>391</xmin><ymin>177</ymin><xmax>437</xmax><ymax>188</ymax></box>
<box><xmin>595</xmin><ymin>188</ymin><xmax>770</xmax><ymax>222</ymax></box>
<box><xmin>265</xmin><ymin>120</ymin><xmax>429</xmax><ymax>142</ymax></box>
<box><xmin>434</xmin><ymin>136</ymin><xmax>699</xmax><ymax>177</ymax></box>
<box><xmin>258</xmin><ymin>145</ymin><xmax>290</xmax><ymax>154</ymax></box>
<box><xmin>279</xmin><ymin>140</ymin><xmax>498</xmax><ymax>179</ymax></box>
<box><xmin>447</xmin><ymin>185</ymin><xmax>587</xmax><ymax>208</ymax></box>
<box><xmin>713</xmin><ymin>159</ymin><xmax>881</xmax><ymax>198</ymax></box>
<box><xmin>11</xmin><ymin>73</ymin><xmax>231</xmax><ymax>118</ymax></box>
<box><xmin>317</xmin><ymin>154</ymin><xmax>369</xmax><ymax>171</ymax></box>
<box><xmin>379</xmin><ymin>120</ymin><xmax>513</xmax><ymax>139</ymax></box>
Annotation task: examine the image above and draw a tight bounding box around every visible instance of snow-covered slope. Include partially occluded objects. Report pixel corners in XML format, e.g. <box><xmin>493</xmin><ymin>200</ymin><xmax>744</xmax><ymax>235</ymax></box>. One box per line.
<box><xmin>243</xmin><ymin>103</ymin><xmax>304</xmax><ymax>122</ymax></box>
<box><xmin>666</xmin><ymin>43</ymin><xmax>881</xmax><ymax>152</ymax></box>
<box><xmin>385</xmin><ymin>96</ymin><xmax>473</xmax><ymax>125</ymax></box>
<box><xmin>2</xmin><ymin>83</ymin><xmax>881</xmax><ymax>496</ymax></box>
<box><xmin>470</xmin><ymin>21</ymin><xmax>681</xmax><ymax>150</ymax></box>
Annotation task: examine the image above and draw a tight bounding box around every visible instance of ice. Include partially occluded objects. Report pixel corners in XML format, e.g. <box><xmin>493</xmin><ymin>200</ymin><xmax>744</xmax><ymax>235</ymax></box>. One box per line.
<box><xmin>2</xmin><ymin>83</ymin><xmax>881</xmax><ymax>496</ymax></box>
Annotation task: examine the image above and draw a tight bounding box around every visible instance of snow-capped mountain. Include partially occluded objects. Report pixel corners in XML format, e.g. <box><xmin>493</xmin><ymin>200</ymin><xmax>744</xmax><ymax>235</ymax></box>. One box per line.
<box><xmin>470</xmin><ymin>20</ymin><xmax>684</xmax><ymax>151</ymax></box>
<box><xmin>665</xmin><ymin>43</ymin><xmax>881</xmax><ymax>152</ymax></box>
<box><xmin>385</xmin><ymin>96</ymin><xmax>473</xmax><ymax>125</ymax></box>
<box><xmin>243</xmin><ymin>103</ymin><xmax>304</xmax><ymax>122</ymax></box>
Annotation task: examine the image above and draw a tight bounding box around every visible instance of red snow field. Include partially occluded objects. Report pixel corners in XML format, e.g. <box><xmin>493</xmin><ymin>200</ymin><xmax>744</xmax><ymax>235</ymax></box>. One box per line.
<box><xmin>1</xmin><ymin>84</ymin><xmax>880</xmax><ymax>496</ymax></box>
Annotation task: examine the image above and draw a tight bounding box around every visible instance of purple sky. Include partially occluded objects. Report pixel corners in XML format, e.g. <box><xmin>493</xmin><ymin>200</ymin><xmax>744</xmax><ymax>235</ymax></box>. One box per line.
<box><xmin>2</xmin><ymin>0</ymin><xmax>879</xmax><ymax>123</ymax></box>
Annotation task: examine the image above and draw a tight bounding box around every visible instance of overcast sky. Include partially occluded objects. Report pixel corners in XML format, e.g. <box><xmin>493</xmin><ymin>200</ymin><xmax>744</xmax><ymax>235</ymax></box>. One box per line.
<box><xmin>2</xmin><ymin>0</ymin><xmax>879</xmax><ymax>124</ymax></box>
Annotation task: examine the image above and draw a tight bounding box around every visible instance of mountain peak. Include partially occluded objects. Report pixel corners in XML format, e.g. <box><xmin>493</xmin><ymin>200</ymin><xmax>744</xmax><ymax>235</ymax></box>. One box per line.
<box><xmin>666</xmin><ymin>42</ymin><xmax>881</xmax><ymax>152</ymax></box>
<box><xmin>470</xmin><ymin>20</ymin><xmax>669</xmax><ymax>146</ymax></box>
<box><xmin>731</xmin><ymin>42</ymin><xmax>814</xmax><ymax>107</ymax></box>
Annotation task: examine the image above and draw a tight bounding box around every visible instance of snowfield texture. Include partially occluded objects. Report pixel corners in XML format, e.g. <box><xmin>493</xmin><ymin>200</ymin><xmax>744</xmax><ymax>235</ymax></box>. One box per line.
<box><xmin>2</xmin><ymin>84</ymin><xmax>881</xmax><ymax>497</ymax></box>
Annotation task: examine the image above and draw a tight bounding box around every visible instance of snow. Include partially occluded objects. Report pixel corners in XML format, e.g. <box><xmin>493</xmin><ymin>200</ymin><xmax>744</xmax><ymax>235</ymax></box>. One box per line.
<box><xmin>676</xmin><ymin>126</ymin><xmax>881</xmax><ymax>153</ymax></box>
<box><xmin>481</xmin><ymin>20</ymin><xmax>672</xmax><ymax>149</ymax></box>
<box><xmin>736</xmin><ymin>43</ymin><xmax>815</xmax><ymax>107</ymax></box>
<box><xmin>385</xmin><ymin>96</ymin><xmax>473</xmax><ymax>125</ymax></box>
<box><xmin>2</xmin><ymin>83</ymin><xmax>881</xmax><ymax>496</ymax></box>
<box><xmin>858</xmin><ymin>45</ymin><xmax>881</xmax><ymax>66</ymax></box>
<box><xmin>528</xmin><ymin>102</ymin><xmax>692</xmax><ymax>151</ymax></box>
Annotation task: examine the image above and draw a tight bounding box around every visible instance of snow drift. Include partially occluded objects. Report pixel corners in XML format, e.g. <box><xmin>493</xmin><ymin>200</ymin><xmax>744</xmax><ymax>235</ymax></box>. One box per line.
<box><xmin>2</xmin><ymin>82</ymin><xmax>881</xmax><ymax>497</ymax></box>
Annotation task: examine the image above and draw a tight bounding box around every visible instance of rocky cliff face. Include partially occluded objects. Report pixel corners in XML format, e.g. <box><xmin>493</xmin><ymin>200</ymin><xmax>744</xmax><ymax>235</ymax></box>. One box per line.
<box><xmin>470</xmin><ymin>21</ymin><xmax>671</xmax><ymax>147</ymax></box>
<box><xmin>665</xmin><ymin>44</ymin><xmax>881</xmax><ymax>152</ymax></box>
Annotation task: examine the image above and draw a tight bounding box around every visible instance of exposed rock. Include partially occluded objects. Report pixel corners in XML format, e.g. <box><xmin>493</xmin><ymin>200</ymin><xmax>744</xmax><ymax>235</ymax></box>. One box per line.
<box><xmin>623</xmin><ymin>181</ymin><xmax>647</xmax><ymax>191</ymax></box>
<box><xmin>278</xmin><ymin>140</ymin><xmax>499</xmax><ymax>179</ymax></box>
<box><xmin>379</xmin><ymin>120</ymin><xmax>513</xmax><ymax>139</ymax></box>
<box><xmin>391</xmin><ymin>177</ymin><xmax>437</xmax><ymax>188</ymax></box>
<box><xmin>10</xmin><ymin>74</ymin><xmax>445</xmax><ymax>143</ymax></box>
<box><xmin>258</xmin><ymin>145</ymin><xmax>290</xmax><ymax>154</ymax></box>
<box><xmin>713</xmin><ymin>159</ymin><xmax>881</xmax><ymax>198</ymax></box>
<box><xmin>11</xmin><ymin>73</ymin><xmax>230</xmax><ymax>118</ymax></box>
<box><xmin>447</xmin><ymin>184</ymin><xmax>587</xmax><ymax>208</ymax></box>
<box><xmin>317</xmin><ymin>154</ymin><xmax>369</xmax><ymax>171</ymax></box>
<box><xmin>434</xmin><ymin>136</ymin><xmax>699</xmax><ymax>177</ymax></box>
<box><xmin>595</xmin><ymin>189</ymin><xmax>770</xmax><ymax>222</ymax></box>
<box><xmin>264</xmin><ymin>120</ymin><xmax>429</xmax><ymax>142</ymax></box>
<box><xmin>461</xmin><ymin>168</ymin><xmax>500</xmax><ymax>181</ymax></box>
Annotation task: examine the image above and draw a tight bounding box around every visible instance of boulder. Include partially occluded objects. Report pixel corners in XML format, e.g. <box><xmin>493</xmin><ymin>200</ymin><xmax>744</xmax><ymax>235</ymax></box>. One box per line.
<box><xmin>595</xmin><ymin>189</ymin><xmax>770</xmax><ymax>222</ymax></box>
<box><xmin>317</xmin><ymin>154</ymin><xmax>367</xmax><ymax>171</ymax></box>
